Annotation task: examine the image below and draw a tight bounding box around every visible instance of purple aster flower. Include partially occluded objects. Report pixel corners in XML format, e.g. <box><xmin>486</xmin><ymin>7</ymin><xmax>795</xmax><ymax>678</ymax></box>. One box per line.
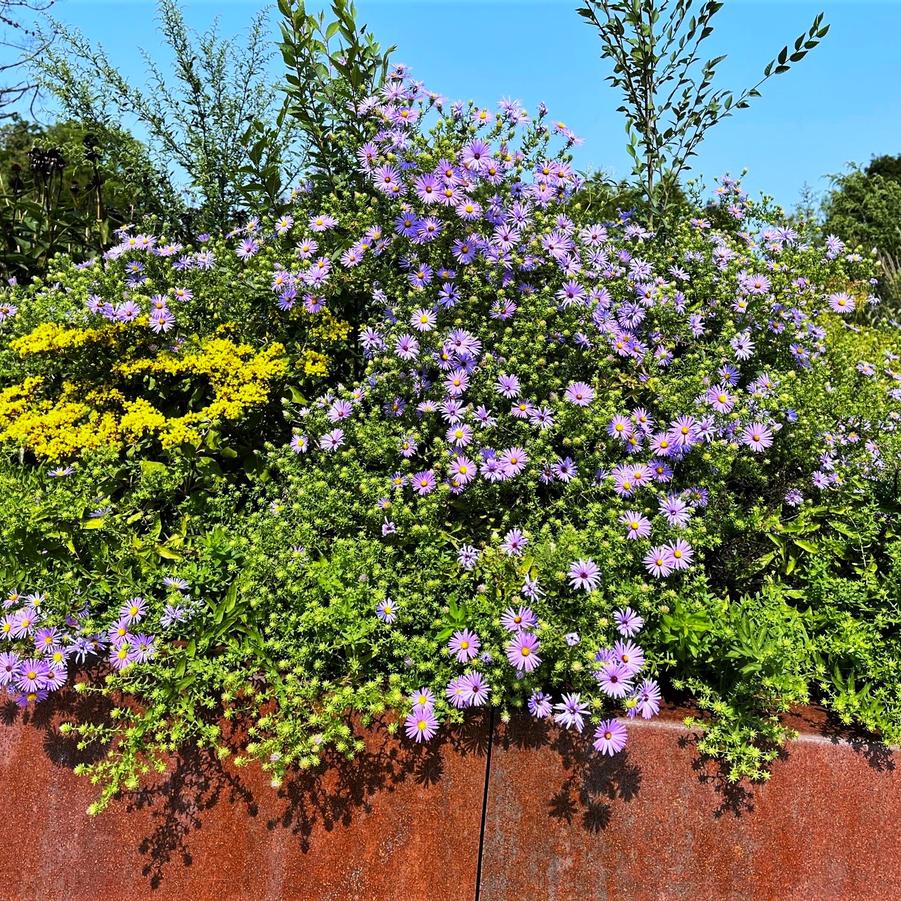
<box><xmin>376</xmin><ymin>598</ymin><xmax>397</xmax><ymax>623</ymax></box>
<box><xmin>11</xmin><ymin>609</ymin><xmax>37</xmax><ymax>638</ymax></box>
<box><xmin>462</xmin><ymin>671</ymin><xmax>490</xmax><ymax>706</ymax></box>
<box><xmin>785</xmin><ymin>488</ymin><xmax>804</xmax><ymax>507</ymax></box>
<box><xmin>828</xmin><ymin>292</ymin><xmax>855</xmax><ymax>314</ymax></box>
<box><xmin>665</xmin><ymin>539</ymin><xmax>694</xmax><ymax>570</ymax></box>
<box><xmin>741</xmin><ymin>422</ymin><xmax>774</xmax><ymax>452</ymax></box>
<box><xmin>319</xmin><ymin>429</ymin><xmax>345</xmax><ymax>452</ymax></box>
<box><xmin>0</xmin><ymin>650</ymin><xmax>20</xmax><ymax>686</ymax></box>
<box><xmin>614</xmin><ymin>607</ymin><xmax>645</xmax><ymax>637</ymax></box>
<box><xmin>16</xmin><ymin>658</ymin><xmax>49</xmax><ymax>693</ymax></box>
<box><xmin>33</xmin><ymin>626</ymin><xmax>60</xmax><ymax>653</ymax></box>
<box><xmin>501</xmin><ymin>606</ymin><xmax>537</xmax><ymax>632</ymax></box>
<box><xmin>564</xmin><ymin>381</ymin><xmax>595</xmax><ymax>406</ymax></box>
<box><xmin>449</xmin><ymin>455</ymin><xmax>477</xmax><ymax>486</ymax></box>
<box><xmin>446</xmin><ymin>676</ymin><xmax>469</xmax><ymax>709</ymax></box>
<box><xmin>553</xmin><ymin>692</ymin><xmax>589</xmax><ymax>732</ymax></box>
<box><xmin>528</xmin><ymin>690</ymin><xmax>553</xmax><ymax>719</ymax></box>
<box><xmin>328</xmin><ymin>399</ymin><xmax>353</xmax><ymax>422</ymax></box>
<box><xmin>506</xmin><ymin>631</ymin><xmax>541</xmax><ymax>672</ymax></box>
<box><xmin>410</xmin><ymin>687</ymin><xmax>436</xmax><ymax>709</ymax></box>
<box><xmin>499</xmin><ymin>447</ymin><xmax>528</xmax><ymax>478</ymax></box>
<box><xmin>501</xmin><ymin>528</ymin><xmax>528</xmax><ymax>557</ymax></box>
<box><xmin>449</xmin><ymin>629</ymin><xmax>481</xmax><ymax>663</ymax></box>
<box><xmin>568</xmin><ymin>559</ymin><xmax>601</xmax><ymax>592</ymax></box>
<box><xmin>632</xmin><ymin>678</ymin><xmax>661</xmax><ymax>719</ymax></box>
<box><xmin>309</xmin><ymin>213</ymin><xmax>338</xmax><ymax>231</ymax></box>
<box><xmin>707</xmin><ymin>384</ymin><xmax>735</xmax><ymax>413</ymax></box>
<box><xmin>413</xmin><ymin>470</ymin><xmax>437</xmax><ymax>495</ymax></box>
<box><xmin>620</xmin><ymin>511</ymin><xmax>652</xmax><ymax>540</ymax></box>
<box><xmin>411</xmin><ymin>307</ymin><xmax>437</xmax><ymax>332</ymax></box>
<box><xmin>613</xmin><ymin>640</ymin><xmax>645</xmax><ymax>676</ymax></box>
<box><xmin>395</xmin><ymin>333</ymin><xmax>420</xmax><ymax>360</ymax></box>
<box><xmin>235</xmin><ymin>238</ymin><xmax>259</xmax><ymax>260</ymax></box>
<box><xmin>609</xmin><ymin>415</ymin><xmax>633</xmax><ymax>441</ymax></box>
<box><xmin>659</xmin><ymin>494</ymin><xmax>691</xmax><ymax>528</ymax></box>
<box><xmin>644</xmin><ymin>546</ymin><xmax>673</xmax><ymax>578</ymax></box>
<box><xmin>130</xmin><ymin>634</ymin><xmax>156</xmax><ymax>663</ymax></box>
<box><xmin>596</xmin><ymin>662</ymin><xmax>634</xmax><ymax>698</ymax></box>
<box><xmin>446</xmin><ymin>423</ymin><xmax>474</xmax><ymax>447</ymax></box>
<box><xmin>290</xmin><ymin>434</ymin><xmax>309</xmax><ymax>454</ymax></box>
<box><xmin>565</xmin><ymin>632</ymin><xmax>580</xmax><ymax>646</ymax></box>
<box><xmin>458</xmin><ymin>544</ymin><xmax>480</xmax><ymax>570</ymax></box>
<box><xmin>593</xmin><ymin>719</ymin><xmax>628</xmax><ymax>755</ymax></box>
<box><xmin>405</xmin><ymin>708</ymin><xmax>439</xmax><ymax>743</ymax></box>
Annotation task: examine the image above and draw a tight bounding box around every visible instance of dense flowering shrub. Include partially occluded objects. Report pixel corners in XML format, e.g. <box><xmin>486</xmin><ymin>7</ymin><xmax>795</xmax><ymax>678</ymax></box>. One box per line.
<box><xmin>1</xmin><ymin>66</ymin><xmax>900</xmax><ymax>807</ymax></box>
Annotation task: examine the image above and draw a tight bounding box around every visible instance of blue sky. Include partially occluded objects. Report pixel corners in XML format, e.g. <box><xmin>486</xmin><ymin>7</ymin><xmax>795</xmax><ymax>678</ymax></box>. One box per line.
<box><xmin>10</xmin><ymin>0</ymin><xmax>901</xmax><ymax>208</ymax></box>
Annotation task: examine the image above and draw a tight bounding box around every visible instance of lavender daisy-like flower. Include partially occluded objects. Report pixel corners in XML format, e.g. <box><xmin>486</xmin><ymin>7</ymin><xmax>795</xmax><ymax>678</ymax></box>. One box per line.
<box><xmin>593</xmin><ymin>719</ymin><xmax>628</xmax><ymax>755</ymax></box>
<box><xmin>506</xmin><ymin>631</ymin><xmax>541</xmax><ymax>672</ymax></box>
<box><xmin>0</xmin><ymin>650</ymin><xmax>20</xmax><ymax>686</ymax></box>
<box><xmin>596</xmin><ymin>661</ymin><xmax>634</xmax><ymax>698</ymax></box>
<box><xmin>828</xmin><ymin>291</ymin><xmax>855</xmax><ymax>314</ymax></box>
<box><xmin>449</xmin><ymin>456</ymin><xmax>477</xmax><ymax>486</ymax></box>
<box><xmin>120</xmin><ymin>597</ymin><xmax>146</xmax><ymax>625</ymax></box>
<box><xmin>449</xmin><ymin>629</ymin><xmax>481</xmax><ymax>663</ymax></box>
<box><xmin>495</xmin><ymin>373</ymin><xmax>521</xmax><ymax>398</ymax></box>
<box><xmin>568</xmin><ymin>559</ymin><xmax>600</xmax><ymax>592</ymax></box>
<box><xmin>665</xmin><ymin>539</ymin><xmax>694</xmax><ymax>570</ymax></box>
<box><xmin>319</xmin><ymin>428</ymin><xmax>345</xmax><ymax>452</ymax></box>
<box><xmin>644</xmin><ymin>546</ymin><xmax>673</xmax><ymax>578</ymax></box>
<box><xmin>553</xmin><ymin>693</ymin><xmax>589</xmax><ymax>732</ymax></box>
<box><xmin>15</xmin><ymin>658</ymin><xmax>49</xmax><ymax>693</ymax></box>
<box><xmin>741</xmin><ymin>422</ymin><xmax>774</xmax><ymax>452</ymax></box>
<box><xmin>632</xmin><ymin>678</ymin><xmax>662</xmax><ymax>719</ymax></box>
<box><xmin>501</xmin><ymin>528</ymin><xmax>527</xmax><ymax>557</ymax></box>
<box><xmin>411</xmin><ymin>307</ymin><xmax>437</xmax><ymax>332</ymax></box>
<box><xmin>564</xmin><ymin>381</ymin><xmax>595</xmax><ymax>406</ymax></box>
<box><xmin>620</xmin><ymin>511</ymin><xmax>652</xmax><ymax>540</ymax></box>
<box><xmin>501</xmin><ymin>606</ymin><xmax>537</xmax><ymax>632</ymax></box>
<box><xmin>446</xmin><ymin>676</ymin><xmax>469</xmax><ymax>709</ymax></box>
<box><xmin>614</xmin><ymin>607</ymin><xmax>645</xmax><ymax>637</ymax></box>
<box><xmin>405</xmin><ymin>708</ymin><xmax>439</xmax><ymax>743</ymax></box>
<box><xmin>410</xmin><ymin>687</ymin><xmax>436</xmax><ymax>710</ymax></box>
<box><xmin>290</xmin><ymin>434</ymin><xmax>309</xmax><ymax>454</ymax></box>
<box><xmin>499</xmin><ymin>447</ymin><xmax>528</xmax><ymax>478</ymax></box>
<box><xmin>527</xmin><ymin>690</ymin><xmax>552</xmax><ymax>719</ymax></box>
<box><xmin>613</xmin><ymin>640</ymin><xmax>645</xmax><ymax>676</ymax></box>
<box><xmin>376</xmin><ymin>598</ymin><xmax>397</xmax><ymax>623</ymax></box>
<box><xmin>659</xmin><ymin>494</ymin><xmax>691</xmax><ymax>528</ymax></box>
<box><xmin>413</xmin><ymin>470</ymin><xmax>437</xmax><ymax>495</ymax></box>
<box><xmin>462</xmin><ymin>671</ymin><xmax>490</xmax><ymax>706</ymax></box>
<box><xmin>457</xmin><ymin>544</ymin><xmax>480</xmax><ymax>570</ymax></box>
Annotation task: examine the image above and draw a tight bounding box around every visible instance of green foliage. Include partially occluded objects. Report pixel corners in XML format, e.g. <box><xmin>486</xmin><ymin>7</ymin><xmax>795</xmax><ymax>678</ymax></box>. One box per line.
<box><xmin>35</xmin><ymin>0</ymin><xmax>303</xmax><ymax>234</ymax></box>
<box><xmin>577</xmin><ymin>0</ymin><xmax>828</xmax><ymax>218</ymax></box>
<box><xmin>277</xmin><ymin>0</ymin><xmax>394</xmax><ymax>187</ymax></box>
<box><xmin>0</xmin><ymin>116</ymin><xmax>177</xmax><ymax>280</ymax></box>
<box><xmin>823</xmin><ymin>160</ymin><xmax>901</xmax><ymax>316</ymax></box>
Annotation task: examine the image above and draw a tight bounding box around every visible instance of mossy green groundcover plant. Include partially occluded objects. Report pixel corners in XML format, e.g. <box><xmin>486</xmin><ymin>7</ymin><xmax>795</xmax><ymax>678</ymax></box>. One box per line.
<box><xmin>1</xmin><ymin>68</ymin><xmax>900</xmax><ymax>812</ymax></box>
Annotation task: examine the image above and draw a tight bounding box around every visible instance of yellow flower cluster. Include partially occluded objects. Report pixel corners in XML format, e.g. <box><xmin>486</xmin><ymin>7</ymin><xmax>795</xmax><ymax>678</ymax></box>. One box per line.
<box><xmin>0</xmin><ymin>380</ymin><xmax>119</xmax><ymax>458</ymax></box>
<box><xmin>0</xmin><ymin>339</ymin><xmax>288</xmax><ymax>459</ymax></box>
<box><xmin>11</xmin><ymin>322</ymin><xmax>129</xmax><ymax>356</ymax></box>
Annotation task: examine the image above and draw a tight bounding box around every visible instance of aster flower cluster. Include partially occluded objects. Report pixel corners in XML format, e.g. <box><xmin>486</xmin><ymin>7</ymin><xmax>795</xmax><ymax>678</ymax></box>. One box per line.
<box><xmin>1</xmin><ymin>65</ymin><xmax>899</xmax><ymax>800</ymax></box>
<box><xmin>252</xmin><ymin>71</ymin><xmax>896</xmax><ymax>764</ymax></box>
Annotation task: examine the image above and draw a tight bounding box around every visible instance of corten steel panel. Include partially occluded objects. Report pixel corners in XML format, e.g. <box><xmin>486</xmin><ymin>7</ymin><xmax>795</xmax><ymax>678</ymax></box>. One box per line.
<box><xmin>0</xmin><ymin>698</ymin><xmax>489</xmax><ymax>901</ymax></box>
<box><xmin>480</xmin><ymin>707</ymin><xmax>901</xmax><ymax>900</ymax></box>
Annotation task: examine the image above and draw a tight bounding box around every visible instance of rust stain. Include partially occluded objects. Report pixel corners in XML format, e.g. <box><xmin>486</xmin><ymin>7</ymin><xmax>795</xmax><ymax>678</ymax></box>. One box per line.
<box><xmin>2</xmin><ymin>700</ymin><xmax>898</xmax><ymax>900</ymax></box>
<box><xmin>480</xmin><ymin>706</ymin><xmax>901</xmax><ymax>900</ymax></box>
<box><xmin>0</xmin><ymin>704</ymin><xmax>488</xmax><ymax>901</ymax></box>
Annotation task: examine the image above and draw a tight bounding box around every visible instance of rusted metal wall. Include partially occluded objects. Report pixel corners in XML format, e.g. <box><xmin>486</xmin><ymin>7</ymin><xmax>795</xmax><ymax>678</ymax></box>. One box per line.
<box><xmin>1</xmin><ymin>703</ymin><xmax>898</xmax><ymax>900</ymax></box>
